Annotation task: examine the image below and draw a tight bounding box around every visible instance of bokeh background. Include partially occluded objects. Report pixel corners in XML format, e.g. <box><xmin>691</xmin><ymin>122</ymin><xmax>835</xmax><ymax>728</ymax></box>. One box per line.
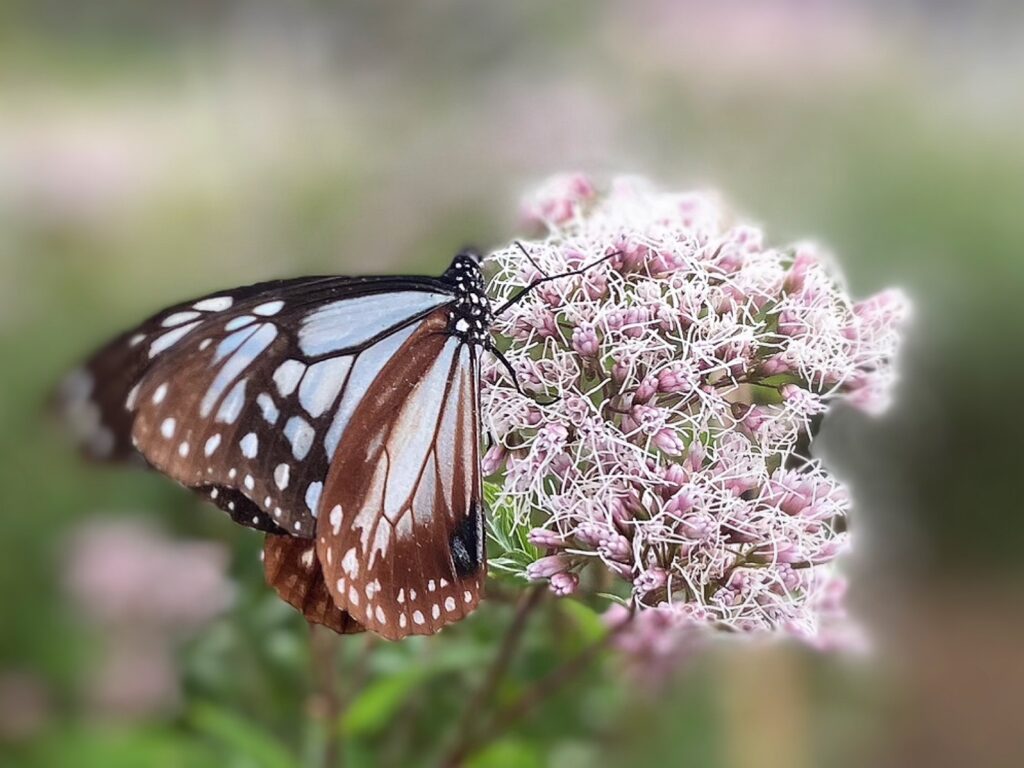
<box><xmin>2</xmin><ymin>2</ymin><xmax>1022</xmax><ymax>766</ymax></box>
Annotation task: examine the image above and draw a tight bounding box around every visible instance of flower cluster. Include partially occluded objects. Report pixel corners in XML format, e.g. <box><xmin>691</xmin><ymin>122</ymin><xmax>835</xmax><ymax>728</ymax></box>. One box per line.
<box><xmin>482</xmin><ymin>174</ymin><xmax>907</xmax><ymax>655</ymax></box>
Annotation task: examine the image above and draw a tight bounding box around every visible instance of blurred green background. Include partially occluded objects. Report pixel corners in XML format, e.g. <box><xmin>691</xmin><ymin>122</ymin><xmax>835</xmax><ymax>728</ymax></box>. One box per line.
<box><xmin>2</xmin><ymin>2</ymin><xmax>1022</xmax><ymax>766</ymax></box>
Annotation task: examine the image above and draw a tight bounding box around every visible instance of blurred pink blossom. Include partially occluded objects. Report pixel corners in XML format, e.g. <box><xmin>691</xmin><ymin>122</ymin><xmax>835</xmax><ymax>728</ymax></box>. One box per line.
<box><xmin>64</xmin><ymin>519</ymin><xmax>235</xmax><ymax>719</ymax></box>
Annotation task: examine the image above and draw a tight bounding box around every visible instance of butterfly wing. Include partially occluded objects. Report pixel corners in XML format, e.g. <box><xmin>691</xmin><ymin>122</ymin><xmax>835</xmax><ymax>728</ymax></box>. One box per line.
<box><xmin>316</xmin><ymin>310</ymin><xmax>486</xmax><ymax>640</ymax></box>
<box><xmin>58</xmin><ymin>275</ymin><xmax>457</xmax><ymax>536</ymax></box>
<box><xmin>263</xmin><ymin>533</ymin><xmax>365</xmax><ymax>634</ymax></box>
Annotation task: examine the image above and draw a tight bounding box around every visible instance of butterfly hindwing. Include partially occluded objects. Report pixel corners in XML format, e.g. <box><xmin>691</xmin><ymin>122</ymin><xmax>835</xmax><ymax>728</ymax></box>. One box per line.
<box><xmin>316</xmin><ymin>310</ymin><xmax>486</xmax><ymax>640</ymax></box>
<box><xmin>263</xmin><ymin>533</ymin><xmax>365</xmax><ymax>634</ymax></box>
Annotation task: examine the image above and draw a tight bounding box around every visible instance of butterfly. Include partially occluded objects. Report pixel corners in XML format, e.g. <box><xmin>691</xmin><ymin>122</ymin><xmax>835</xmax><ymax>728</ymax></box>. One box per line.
<box><xmin>57</xmin><ymin>248</ymin><xmax>611</xmax><ymax>640</ymax></box>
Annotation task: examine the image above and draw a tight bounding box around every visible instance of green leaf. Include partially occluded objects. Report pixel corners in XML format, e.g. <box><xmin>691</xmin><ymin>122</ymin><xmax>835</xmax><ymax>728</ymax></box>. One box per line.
<box><xmin>340</xmin><ymin>668</ymin><xmax>427</xmax><ymax>737</ymax></box>
<box><xmin>25</xmin><ymin>725</ymin><xmax>221</xmax><ymax>768</ymax></box>
<box><xmin>759</xmin><ymin>373</ymin><xmax>803</xmax><ymax>387</ymax></box>
<box><xmin>467</xmin><ymin>738</ymin><xmax>543</xmax><ymax>768</ymax></box>
<box><xmin>557</xmin><ymin>600</ymin><xmax>608</xmax><ymax>645</ymax></box>
<box><xmin>189</xmin><ymin>701</ymin><xmax>297</xmax><ymax>768</ymax></box>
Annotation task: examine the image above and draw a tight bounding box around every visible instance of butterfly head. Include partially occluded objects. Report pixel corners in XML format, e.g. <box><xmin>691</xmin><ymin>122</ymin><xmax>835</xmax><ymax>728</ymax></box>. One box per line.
<box><xmin>444</xmin><ymin>250</ymin><xmax>492</xmax><ymax>346</ymax></box>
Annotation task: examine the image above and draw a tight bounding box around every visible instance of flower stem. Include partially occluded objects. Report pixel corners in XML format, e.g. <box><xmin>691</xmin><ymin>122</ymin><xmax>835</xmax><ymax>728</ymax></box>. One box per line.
<box><xmin>309</xmin><ymin>625</ymin><xmax>343</xmax><ymax>768</ymax></box>
<box><xmin>443</xmin><ymin>584</ymin><xmax>546</xmax><ymax>763</ymax></box>
<box><xmin>441</xmin><ymin>604</ymin><xmax>633</xmax><ymax>766</ymax></box>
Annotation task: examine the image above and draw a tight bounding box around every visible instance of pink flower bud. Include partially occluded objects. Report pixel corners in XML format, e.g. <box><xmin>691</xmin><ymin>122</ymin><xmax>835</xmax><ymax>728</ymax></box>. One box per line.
<box><xmin>656</xmin><ymin>364</ymin><xmax>694</xmax><ymax>394</ymax></box>
<box><xmin>528</xmin><ymin>528</ymin><xmax>565</xmax><ymax>549</ymax></box>
<box><xmin>549</xmin><ymin>571</ymin><xmax>579</xmax><ymax>596</ymax></box>
<box><xmin>777</xmin><ymin>309</ymin><xmax>805</xmax><ymax>337</ymax></box>
<box><xmin>598</xmin><ymin>534</ymin><xmax>632</xmax><ymax>563</ymax></box>
<box><xmin>654</xmin><ymin>428</ymin><xmax>685</xmax><ymax>456</ymax></box>
<box><xmin>742</xmin><ymin>405</ymin><xmax>770</xmax><ymax>432</ymax></box>
<box><xmin>635</xmin><ymin>567</ymin><xmax>668</xmax><ymax>593</ymax></box>
<box><xmin>678</xmin><ymin>512</ymin><xmax>714</xmax><ymax>540</ymax></box>
<box><xmin>526</xmin><ymin>555</ymin><xmax>569</xmax><ymax>581</ymax></box>
<box><xmin>583</xmin><ymin>271</ymin><xmax>608</xmax><ymax>300</ymax></box>
<box><xmin>760</xmin><ymin>356</ymin><xmax>790</xmax><ymax>376</ymax></box>
<box><xmin>635</xmin><ymin>375</ymin><xmax>659</xmax><ymax>403</ymax></box>
<box><xmin>773</xmin><ymin>541</ymin><xmax>806</xmax><ymax>564</ymax></box>
<box><xmin>664</xmin><ymin>488</ymin><xmax>696</xmax><ymax>518</ymax></box>
<box><xmin>611</xmin><ymin>357</ymin><xmax>631</xmax><ymax>383</ymax></box>
<box><xmin>481</xmin><ymin>444</ymin><xmax>508</xmax><ymax>476</ymax></box>
<box><xmin>571</xmin><ymin>324</ymin><xmax>600</xmax><ymax>357</ymax></box>
<box><xmin>519</xmin><ymin>173</ymin><xmax>595</xmax><ymax>229</ymax></box>
<box><xmin>661</xmin><ymin>463</ymin><xmax>689</xmax><ymax>490</ymax></box>
<box><xmin>785</xmin><ymin>247</ymin><xmax>819</xmax><ymax>292</ymax></box>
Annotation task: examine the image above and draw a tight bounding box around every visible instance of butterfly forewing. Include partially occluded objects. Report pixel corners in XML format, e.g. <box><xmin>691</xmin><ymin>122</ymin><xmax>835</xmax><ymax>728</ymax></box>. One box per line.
<box><xmin>316</xmin><ymin>310</ymin><xmax>485</xmax><ymax>640</ymax></box>
<box><xmin>61</xmin><ymin>276</ymin><xmax>456</xmax><ymax>537</ymax></box>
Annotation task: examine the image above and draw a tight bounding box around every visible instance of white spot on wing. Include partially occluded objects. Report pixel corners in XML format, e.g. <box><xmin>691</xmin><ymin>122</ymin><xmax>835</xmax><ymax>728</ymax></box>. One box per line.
<box><xmin>205</xmin><ymin>433</ymin><xmax>221</xmax><ymax>456</ymax></box>
<box><xmin>162</xmin><ymin>310</ymin><xmax>200</xmax><ymax>327</ymax></box>
<box><xmin>368</xmin><ymin>520</ymin><xmax>390</xmax><ymax>568</ymax></box>
<box><xmin>126</xmin><ymin>383</ymin><xmax>140</xmax><ymax>409</ymax></box>
<box><xmin>216</xmin><ymin>378</ymin><xmax>247</xmax><ymax>424</ymax></box>
<box><xmin>149</xmin><ymin>320</ymin><xmax>201</xmax><ymax>357</ymax></box>
<box><xmin>284</xmin><ymin>416</ymin><xmax>315</xmax><ymax>460</ymax></box>
<box><xmin>193</xmin><ymin>296</ymin><xmax>233</xmax><ymax>312</ymax></box>
<box><xmin>305</xmin><ymin>481</ymin><xmax>322</xmax><ymax>515</ymax></box>
<box><xmin>274</xmin><ymin>360</ymin><xmax>306</xmax><ymax>398</ymax></box>
<box><xmin>160</xmin><ymin>418</ymin><xmax>176</xmax><ymax>439</ymax></box>
<box><xmin>299</xmin><ymin>357</ymin><xmax>353</xmax><ymax>418</ymax></box>
<box><xmin>341</xmin><ymin>547</ymin><xmax>359</xmax><ymax>578</ymax></box>
<box><xmin>274</xmin><ymin>463</ymin><xmax>290</xmax><ymax>490</ymax></box>
<box><xmin>257</xmin><ymin>393</ymin><xmax>279</xmax><ymax>424</ymax></box>
<box><xmin>253</xmin><ymin>300</ymin><xmax>284</xmax><ymax>316</ymax></box>
<box><xmin>225</xmin><ymin>315</ymin><xmax>256</xmax><ymax>331</ymax></box>
<box><xmin>240</xmin><ymin>432</ymin><xmax>258</xmax><ymax>458</ymax></box>
<box><xmin>152</xmin><ymin>383</ymin><xmax>168</xmax><ymax>404</ymax></box>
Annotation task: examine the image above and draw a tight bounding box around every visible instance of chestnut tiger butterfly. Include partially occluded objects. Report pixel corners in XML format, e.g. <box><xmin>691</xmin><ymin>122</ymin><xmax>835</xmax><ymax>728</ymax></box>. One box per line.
<box><xmin>57</xmin><ymin>248</ymin><xmax>612</xmax><ymax>640</ymax></box>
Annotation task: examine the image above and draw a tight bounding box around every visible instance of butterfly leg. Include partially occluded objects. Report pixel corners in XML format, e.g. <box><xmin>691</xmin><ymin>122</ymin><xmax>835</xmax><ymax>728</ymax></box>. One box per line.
<box><xmin>484</xmin><ymin>343</ymin><xmax>560</xmax><ymax>407</ymax></box>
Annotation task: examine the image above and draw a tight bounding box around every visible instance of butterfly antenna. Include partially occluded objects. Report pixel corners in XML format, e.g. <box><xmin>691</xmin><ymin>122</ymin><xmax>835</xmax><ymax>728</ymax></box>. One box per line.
<box><xmin>493</xmin><ymin>249</ymin><xmax>621</xmax><ymax>317</ymax></box>
<box><xmin>485</xmin><ymin>343</ymin><xmax>560</xmax><ymax>407</ymax></box>
<box><xmin>515</xmin><ymin>240</ymin><xmax>549</xmax><ymax>278</ymax></box>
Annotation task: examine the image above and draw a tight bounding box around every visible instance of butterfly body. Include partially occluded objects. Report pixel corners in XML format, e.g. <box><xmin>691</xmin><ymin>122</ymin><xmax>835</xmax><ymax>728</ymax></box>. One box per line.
<box><xmin>60</xmin><ymin>252</ymin><xmax>490</xmax><ymax>639</ymax></box>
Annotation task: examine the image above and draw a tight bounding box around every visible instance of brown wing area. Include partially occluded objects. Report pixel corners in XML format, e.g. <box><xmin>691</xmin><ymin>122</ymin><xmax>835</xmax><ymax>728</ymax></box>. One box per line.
<box><xmin>263</xmin><ymin>534</ymin><xmax>364</xmax><ymax>634</ymax></box>
<box><xmin>128</xmin><ymin>325</ymin><xmax>309</xmax><ymax>534</ymax></box>
<box><xmin>54</xmin><ymin>330</ymin><xmax>154</xmax><ymax>463</ymax></box>
<box><xmin>316</xmin><ymin>310</ymin><xmax>485</xmax><ymax>641</ymax></box>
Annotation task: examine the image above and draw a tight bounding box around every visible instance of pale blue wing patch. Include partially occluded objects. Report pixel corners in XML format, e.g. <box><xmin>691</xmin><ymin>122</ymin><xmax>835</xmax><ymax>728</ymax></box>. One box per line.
<box><xmin>298</xmin><ymin>291</ymin><xmax>451</xmax><ymax>356</ymax></box>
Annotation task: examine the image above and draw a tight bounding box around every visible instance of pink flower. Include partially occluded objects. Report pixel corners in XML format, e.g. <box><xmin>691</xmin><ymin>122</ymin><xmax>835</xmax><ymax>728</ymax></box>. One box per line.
<box><xmin>519</xmin><ymin>173</ymin><xmax>595</xmax><ymax>229</ymax></box>
<box><xmin>63</xmin><ymin>519</ymin><xmax>235</xmax><ymax>719</ymax></box>
<box><xmin>484</xmin><ymin>174</ymin><xmax>907</xmax><ymax>670</ymax></box>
